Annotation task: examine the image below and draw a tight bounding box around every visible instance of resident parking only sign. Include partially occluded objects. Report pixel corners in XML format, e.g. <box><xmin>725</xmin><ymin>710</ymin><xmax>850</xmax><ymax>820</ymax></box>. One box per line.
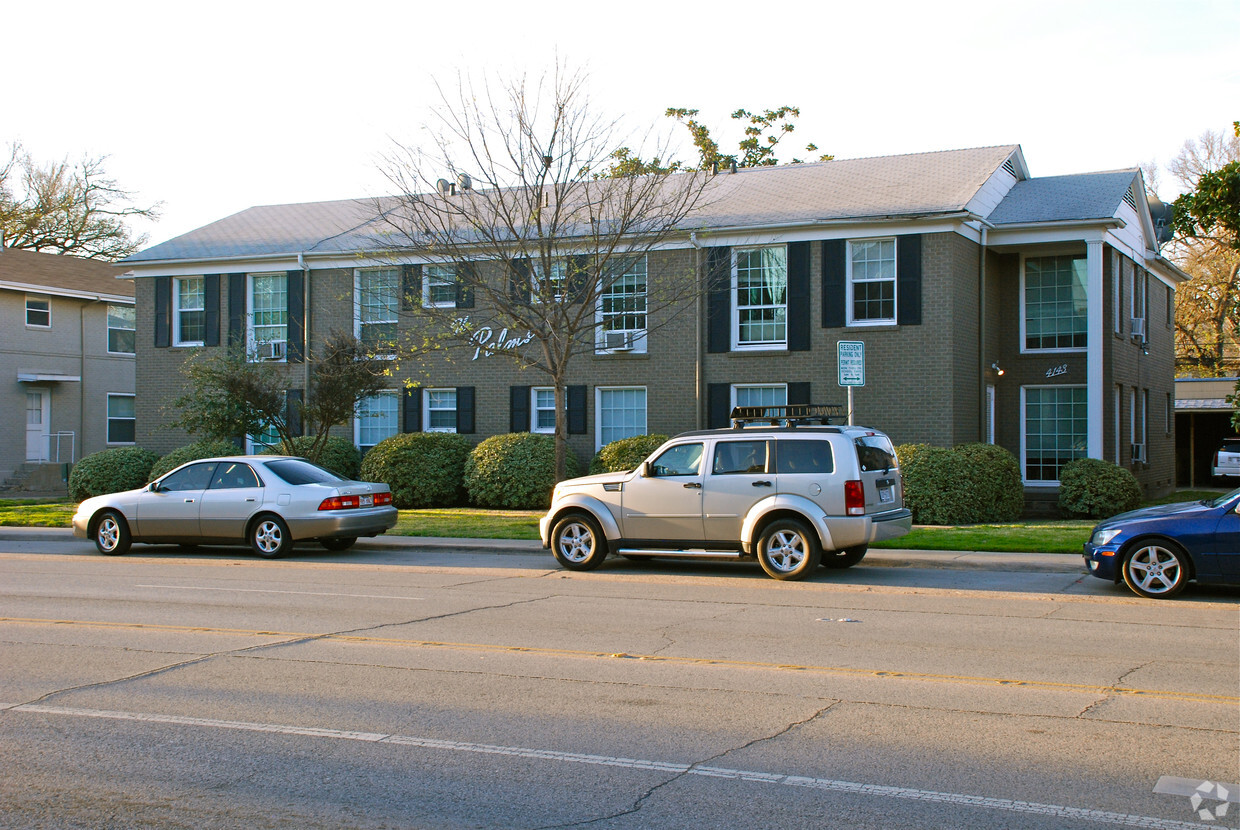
<box><xmin>838</xmin><ymin>341</ymin><xmax>865</xmax><ymax>386</ymax></box>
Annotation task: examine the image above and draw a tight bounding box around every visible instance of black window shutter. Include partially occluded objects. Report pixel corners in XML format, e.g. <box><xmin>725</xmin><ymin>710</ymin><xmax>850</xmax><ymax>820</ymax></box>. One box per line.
<box><xmin>821</xmin><ymin>240</ymin><xmax>846</xmax><ymax>328</ymax></box>
<box><xmin>567</xmin><ymin>385</ymin><xmax>587</xmax><ymax>434</ymax></box>
<box><xmin>707</xmin><ymin>246</ymin><xmax>732</xmax><ymax>353</ymax></box>
<box><xmin>569</xmin><ymin>255</ymin><xmax>591</xmax><ymax>303</ymax></box>
<box><xmin>204</xmin><ymin>274</ymin><xmax>221</xmax><ymax>347</ymax></box>
<box><xmin>153</xmin><ymin>276</ymin><xmax>171</xmax><ymax>347</ymax></box>
<box><xmin>787</xmin><ymin>241</ymin><xmax>811</xmax><ymax>351</ymax></box>
<box><xmin>403</xmin><ymin>388</ymin><xmax>422</xmax><ymax>433</ymax></box>
<box><xmin>509</xmin><ymin>259</ymin><xmax>531</xmax><ymax>304</ymax></box>
<box><xmin>787</xmin><ymin>382</ymin><xmax>811</xmax><ymax>406</ymax></box>
<box><xmin>228</xmin><ymin>273</ymin><xmax>246</xmax><ymax>346</ymax></box>
<box><xmin>402</xmin><ymin>264</ymin><xmax>423</xmax><ymax>311</ymax></box>
<box><xmin>896</xmin><ymin>234</ymin><xmax>922</xmax><ymax>326</ymax></box>
<box><xmin>510</xmin><ymin>385</ymin><xmax>531</xmax><ymax>432</ymax></box>
<box><xmin>285</xmin><ymin>389</ymin><xmax>303</xmax><ymax>438</ymax></box>
<box><xmin>708</xmin><ymin>383</ymin><xmax>731</xmax><ymax>429</ymax></box>
<box><xmin>286</xmin><ymin>269</ymin><xmax>304</xmax><ymax>363</ymax></box>
<box><xmin>456</xmin><ymin>386</ymin><xmax>475</xmax><ymax>434</ymax></box>
<box><xmin>455</xmin><ymin>262</ymin><xmax>475</xmax><ymax>309</ymax></box>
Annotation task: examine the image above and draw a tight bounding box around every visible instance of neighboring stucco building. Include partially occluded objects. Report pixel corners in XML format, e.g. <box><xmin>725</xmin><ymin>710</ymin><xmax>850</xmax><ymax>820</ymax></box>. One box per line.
<box><xmin>0</xmin><ymin>247</ymin><xmax>135</xmax><ymax>490</ymax></box>
<box><xmin>122</xmin><ymin>145</ymin><xmax>1186</xmax><ymax>501</ymax></box>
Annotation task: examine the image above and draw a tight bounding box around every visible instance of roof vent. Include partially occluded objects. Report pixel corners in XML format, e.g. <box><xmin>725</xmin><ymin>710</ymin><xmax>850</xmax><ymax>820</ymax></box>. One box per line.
<box><xmin>1123</xmin><ymin>189</ymin><xmax>1138</xmax><ymax>211</ymax></box>
<box><xmin>1002</xmin><ymin>158</ymin><xmax>1018</xmax><ymax>178</ymax></box>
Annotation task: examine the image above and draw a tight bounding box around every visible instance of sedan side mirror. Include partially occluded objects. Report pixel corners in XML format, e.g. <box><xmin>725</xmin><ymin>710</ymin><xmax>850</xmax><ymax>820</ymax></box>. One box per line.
<box><xmin>640</xmin><ymin>461</ymin><xmax>652</xmax><ymax>478</ymax></box>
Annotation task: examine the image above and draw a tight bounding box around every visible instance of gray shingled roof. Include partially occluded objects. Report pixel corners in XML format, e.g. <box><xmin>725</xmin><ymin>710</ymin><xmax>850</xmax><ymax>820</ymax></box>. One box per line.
<box><xmin>126</xmin><ymin>146</ymin><xmax>1023</xmax><ymax>264</ymax></box>
<box><xmin>0</xmin><ymin>247</ymin><xmax>130</xmax><ymax>298</ymax></box>
<box><xmin>987</xmin><ymin>170</ymin><xmax>1138</xmax><ymax>226</ymax></box>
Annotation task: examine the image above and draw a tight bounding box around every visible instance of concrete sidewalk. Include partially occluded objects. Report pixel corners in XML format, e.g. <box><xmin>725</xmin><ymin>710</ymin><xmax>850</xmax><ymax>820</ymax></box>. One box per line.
<box><xmin>0</xmin><ymin>526</ymin><xmax>1084</xmax><ymax>573</ymax></box>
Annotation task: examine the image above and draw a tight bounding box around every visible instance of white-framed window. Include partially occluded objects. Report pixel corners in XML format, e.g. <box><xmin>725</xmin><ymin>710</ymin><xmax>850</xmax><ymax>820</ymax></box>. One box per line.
<box><xmin>1114</xmin><ymin>385</ymin><xmax>1123</xmax><ymax>464</ymax></box>
<box><xmin>174</xmin><ymin>277</ymin><xmax>205</xmax><ymax>345</ymax></box>
<box><xmin>847</xmin><ymin>238</ymin><xmax>896</xmax><ymax>325</ymax></box>
<box><xmin>355</xmin><ymin>268</ymin><xmax>399</xmax><ymax>355</ymax></box>
<box><xmin>107</xmin><ymin>304</ymin><xmax>136</xmax><ymax>354</ymax></box>
<box><xmin>596</xmin><ymin>386</ymin><xmax>647</xmax><ymax>450</ymax></box>
<box><xmin>356</xmin><ymin>390</ymin><xmax>399</xmax><ymax>450</ymax></box>
<box><xmin>1111</xmin><ymin>254</ymin><xmax>1123</xmax><ymax>335</ymax></box>
<box><xmin>1022</xmin><ymin>385</ymin><xmax>1087</xmax><ymax>484</ymax></box>
<box><xmin>733</xmin><ymin>245</ymin><xmax>787</xmax><ymax>349</ymax></box>
<box><xmin>423</xmin><ymin>264</ymin><xmax>457</xmax><ymax>308</ymax></box>
<box><xmin>1022</xmin><ymin>255</ymin><xmax>1087</xmax><ymax>352</ymax></box>
<box><xmin>424</xmin><ymin>388</ymin><xmax>458</xmax><ymax>433</ymax></box>
<box><xmin>248</xmin><ymin>272</ymin><xmax>287</xmax><ymax>357</ymax></box>
<box><xmin>247</xmin><ymin>422</ymin><xmax>281</xmax><ymax>455</ymax></box>
<box><xmin>732</xmin><ymin>383</ymin><xmax>787</xmax><ymax>415</ymax></box>
<box><xmin>106</xmin><ymin>393</ymin><xmax>136</xmax><ymax>444</ymax></box>
<box><xmin>532</xmin><ymin>387</ymin><xmax>558</xmax><ymax>434</ymax></box>
<box><xmin>532</xmin><ymin>258</ymin><xmax>569</xmax><ymax>303</ymax></box>
<box><xmin>597</xmin><ymin>256</ymin><xmax>647</xmax><ymax>353</ymax></box>
<box><xmin>1129</xmin><ymin>265</ymin><xmax>1147</xmax><ymax>325</ymax></box>
<box><xmin>986</xmin><ymin>384</ymin><xmax>996</xmax><ymax>444</ymax></box>
<box><xmin>1166</xmin><ymin>392</ymin><xmax>1173</xmax><ymax>436</ymax></box>
<box><xmin>25</xmin><ymin>294</ymin><xmax>50</xmax><ymax>328</ymax></box>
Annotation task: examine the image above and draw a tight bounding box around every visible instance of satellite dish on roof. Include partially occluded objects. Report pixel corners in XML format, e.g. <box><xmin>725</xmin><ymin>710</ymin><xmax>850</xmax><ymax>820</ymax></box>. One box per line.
<box><xmin>457</xmin><ymin>173</ymin><xmax>472</xmax><ymax>191</ymax></box>
<box><xmin>1148</xmin><ymin>197</ymin><xmax>1175</xmax><ymax>246</ymax></box>
<box><xmin>435</xmin><ymin>179</ymin><xmax>452</xmax><ymax>196</ymax></box>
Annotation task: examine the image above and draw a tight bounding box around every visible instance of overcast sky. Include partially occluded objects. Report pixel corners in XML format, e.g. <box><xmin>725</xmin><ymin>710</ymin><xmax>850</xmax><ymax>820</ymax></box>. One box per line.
<box><xmin>6</xmin><ymin>0</ymin><xmax>1237</xmax><ymax>250</ymax></box>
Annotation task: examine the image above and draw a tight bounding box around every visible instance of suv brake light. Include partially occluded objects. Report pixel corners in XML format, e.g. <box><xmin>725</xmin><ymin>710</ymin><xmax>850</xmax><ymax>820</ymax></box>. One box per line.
<box><xmin>844</xmin><ymin>480</ymin><xmax>865</xmax><ymax>515</ymax></box>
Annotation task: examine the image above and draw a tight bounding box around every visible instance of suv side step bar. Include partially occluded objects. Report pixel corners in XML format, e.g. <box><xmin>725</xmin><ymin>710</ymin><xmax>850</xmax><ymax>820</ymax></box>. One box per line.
<box><xmin>616</xmin><ymin>548</ymin><xmax>743</xmax><ymax>559</ymax></box>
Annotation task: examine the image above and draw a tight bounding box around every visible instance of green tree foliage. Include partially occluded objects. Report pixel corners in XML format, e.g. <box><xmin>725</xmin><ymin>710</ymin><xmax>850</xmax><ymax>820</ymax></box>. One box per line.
<box><xmin>149</xmin><ymin>439</ymin><xmax>241</xmax><ymax>480</ymax></box>
<box><xmin>359</xmin><ymin>432</ymin><xmax>472</xmax><ymax>508</ymax></box>
<box><xmin>896</xmin><ymin>443</ymin><xmax>1025</xmax><ymax>525</ymax></box>
<box><xmin>298</xmin><ymin>331</ymin><xmax>391</xmax><ymax>462</ymax></box>
<box><xmin>169</xmin><ymin>346</ymin><xmax>293</xmax><ymax>449</ymax></box>
<box><xmin>589</xmin><ymin>433</ymin><xmax>668</xmax><ymax>473</ymax></box>
<box><xmin>1057</xmin><ymin>459</ymin><xmax>1142</xmax><ymax>519</ymax></box>
<box><xmin>263</xmin><ymin>436</ymin><xmax>362</xmax><ymax>480</ymax></box>
<box><xmin>0</xmin><ymin>143</ymin><xmax>160</xmax><ymax>261</ymax></box>
<box><xmin>464</xmin><ymin>433</ymin><xmax>581</xmax><ymax>509</ymax></box>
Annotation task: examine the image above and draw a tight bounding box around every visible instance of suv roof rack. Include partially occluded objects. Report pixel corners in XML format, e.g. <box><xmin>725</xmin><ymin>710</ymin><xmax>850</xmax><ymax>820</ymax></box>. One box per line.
<box><xmin>729</xmin><ymin>404</ymin><xmax>845</xmax><ymax>429</ymax></box>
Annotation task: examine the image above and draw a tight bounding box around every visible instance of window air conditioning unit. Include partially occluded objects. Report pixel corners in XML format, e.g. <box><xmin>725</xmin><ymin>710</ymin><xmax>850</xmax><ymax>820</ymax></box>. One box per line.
<box><xmin>1130</xmin><ymin>443</ymin><xmax>1146</xmax><ymax>464</ymax></box>
<box><xmin>1130</xmin><ymin>317</ymin><xmax>1146</xmax><ymax>340</ymax></box>
<box><xmin>257</xmin><ymin>340</ymin><xmax>286</xmax><ymax>360</ymax></box>
<box><xmin>604</xmin><ymin>331</ymin><xmax>637</xmax><ymax>351</ymax></box>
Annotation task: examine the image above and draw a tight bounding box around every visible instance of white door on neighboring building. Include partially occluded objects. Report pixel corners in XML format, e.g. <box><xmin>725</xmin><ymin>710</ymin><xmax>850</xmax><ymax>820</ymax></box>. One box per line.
<box><xmin>26</xmin><ymin>390</ymin><xmax>49</xmax><ymax>461</ymax></box>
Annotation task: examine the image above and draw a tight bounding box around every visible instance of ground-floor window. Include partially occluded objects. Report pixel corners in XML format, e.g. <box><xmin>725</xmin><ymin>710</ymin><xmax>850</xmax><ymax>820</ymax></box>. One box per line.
<box><xmin>732</xmin><ymin>383</ymin><xmax>786</xmax><ymax>415</ymax></box>
<box><xmin>1023</xmin><ymin>385</ymin><xmax>1087</xmax><ymax>483</ymax></box>
<box><xmin>247</xmin><ymin>422</ymin><xmax>281</xmax><ymax>454</ymax></box>
<box><xmin>596</xmin><ymin>387</ymin><xmax>646</xmax><ymax>449</ymax></box>
<box><xmin>356</xmin><ymin>391</ymin><xmax>399</xmax><ymax>450</ymax></box>
<box><xmin>424</xmin><ymin>388</ymin><xmax>458</xmax><ymax>433</ymax></box>
<box><xmin>106</xmin><ymin>394</ymin><xmax>135</xmax><ymax>444</ymax></box>
<box><xmin>532</xmin><ymin>387</ymin><xmax>557</xmax><ymax>434</ymax></box>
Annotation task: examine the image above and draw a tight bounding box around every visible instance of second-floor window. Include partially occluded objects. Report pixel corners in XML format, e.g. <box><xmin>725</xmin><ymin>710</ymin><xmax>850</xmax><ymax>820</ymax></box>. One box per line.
<box><xmin>107</xmin><ymin>304</ymin><xmax>135</xmax><ymax>354</ymax></box>
<box><xmin>356</xmin><ymin>268</ymin><xmax>398</xmax><ymax>355</ymax></box>
<box><xmin>734</xmin><ymin>246</ymin><xmax>787</xmax><ymax>349</ymax></box>
<box><xmin>598</xmin><ymin>257</ymin><xmax>647</xmax><ymax>352</ymax></box>
<box><xmin>174</xmin><ymin>277</ymin><xmax>205</xmax><ymax>345</ymax></box>
<box><xmin>848</xmin><ymin>238</ymin><xmax>896</xmax><ymax>325</ymax></box>
<box><xmin>249</xmin><ymin>273</ymin><xmax>287</xmax><ymax>356</ymax></box>
<box><xmin>424</xmin><ymin>265</ymin><xmax>457</xmax><ymax>308</ymax></box>
<box><xmin>1024</xmin><ymin>255</ymin><xmax>1087</xmax><ymax>351</ymax></box>
<box><xmin>26</xmin><ymin>294</ymin><xmax>50</xmax><ymax>328</ymax></box>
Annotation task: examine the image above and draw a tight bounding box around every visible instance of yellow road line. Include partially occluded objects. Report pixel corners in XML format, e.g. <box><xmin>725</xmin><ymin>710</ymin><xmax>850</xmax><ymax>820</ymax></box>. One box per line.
<box><xmin>2</xmin><ymin>616</ymin><xmax>1235</xmax><ymax>705</ymax></box>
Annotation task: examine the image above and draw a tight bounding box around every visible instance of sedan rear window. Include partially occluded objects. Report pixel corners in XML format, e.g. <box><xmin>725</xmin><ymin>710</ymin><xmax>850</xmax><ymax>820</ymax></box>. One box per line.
<box><xmin>264</xmin><ymin>459</ymin><xmax>348</xmax><ymax>486</ymax></box>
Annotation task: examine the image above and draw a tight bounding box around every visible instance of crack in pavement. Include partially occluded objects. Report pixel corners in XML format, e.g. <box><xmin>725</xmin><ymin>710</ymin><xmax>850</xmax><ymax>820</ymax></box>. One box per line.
<box><xmin>1076</xmin><ymin>660</ymin><xmax>1156</xmax><ymax>718</ymax></box>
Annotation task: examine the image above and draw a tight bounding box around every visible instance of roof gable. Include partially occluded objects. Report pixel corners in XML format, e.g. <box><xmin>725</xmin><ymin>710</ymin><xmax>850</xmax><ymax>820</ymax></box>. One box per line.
<box><xmin>986</xmin><ymin>170</ymin><xmax>1140</xmax><ymax>226</ymax></box>
<box><xmin>0</xmin><ymin>247</ymin><xmax>130</xmax><ymax>298</ymax></box>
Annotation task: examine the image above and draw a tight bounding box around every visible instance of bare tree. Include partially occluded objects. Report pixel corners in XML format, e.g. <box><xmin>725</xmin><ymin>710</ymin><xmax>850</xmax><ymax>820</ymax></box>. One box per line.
<box><xmin>375</xmin><ymin>67</ymin><xmax>715</xmax><ymax>478</ymax></box>
<box><xmin>0</xmin><ymin>142</ymin><xmax>160</xmax><ymax>261</ymax></box>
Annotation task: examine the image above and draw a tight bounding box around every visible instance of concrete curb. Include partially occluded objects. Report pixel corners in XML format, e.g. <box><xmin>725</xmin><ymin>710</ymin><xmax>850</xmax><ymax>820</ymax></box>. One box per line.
<box><xmin>0</xmin><ymin>526</ymin><xmax>1083</xmax><ymax>573</ymax></box>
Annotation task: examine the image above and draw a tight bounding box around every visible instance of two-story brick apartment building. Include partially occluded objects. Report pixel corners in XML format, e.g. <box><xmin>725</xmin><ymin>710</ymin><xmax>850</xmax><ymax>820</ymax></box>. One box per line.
<box><xmin>0</xmin><ymin>247</ymin><xmax>135</xmax><ymax>490</ymax></box>
<box><xmin>123</xmin><ymin>145</ymin><xmax>1185</xmax><ymax>499</ymax></box>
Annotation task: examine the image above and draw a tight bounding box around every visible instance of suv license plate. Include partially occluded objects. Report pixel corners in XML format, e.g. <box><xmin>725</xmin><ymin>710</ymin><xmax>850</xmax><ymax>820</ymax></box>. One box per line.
<box><xmin>878</xmin><ymin>486</ymin><xmax>893</xmax><ymax>503</ymax></box>
<box><xmin>359</xmin><ymin>495</ymin><xmax>373</xmax><ymax>507</ymax></box>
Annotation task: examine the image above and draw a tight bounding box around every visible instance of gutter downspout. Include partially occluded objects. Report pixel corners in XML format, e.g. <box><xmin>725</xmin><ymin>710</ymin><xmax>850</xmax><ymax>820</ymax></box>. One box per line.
<box><xmin>978</xmin><ymin>225</ymin><xmax>988</xmax><ymax>442</ymax></box>
<box><xmin>690</xmin><ymin>232</ymin><xmax>703</xmax><ymax>430</ymax></box>
<box><xmin>298</xmin><ymin>253</ymin><xmax>311</xmax><ymax>434</ymax></box>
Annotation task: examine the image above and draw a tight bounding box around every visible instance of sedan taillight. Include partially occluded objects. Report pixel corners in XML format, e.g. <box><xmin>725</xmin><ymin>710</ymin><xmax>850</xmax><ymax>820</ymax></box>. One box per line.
<box><xmin>374</xmin><ymin>492</ymin><xmax>393</xmax><ymax>506</ymax></box>
<box><xmin>319</xmin><ymin>491</ymin><xmax>392</xmax><ymax>511</ymax></box>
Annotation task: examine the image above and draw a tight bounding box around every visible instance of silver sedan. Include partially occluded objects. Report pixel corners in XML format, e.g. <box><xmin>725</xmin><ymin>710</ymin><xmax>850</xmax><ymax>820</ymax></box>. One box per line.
<box><xmin>72</xmin><ymin>456</ymin><xmax>398</xmax><ymax>558</ymax></box>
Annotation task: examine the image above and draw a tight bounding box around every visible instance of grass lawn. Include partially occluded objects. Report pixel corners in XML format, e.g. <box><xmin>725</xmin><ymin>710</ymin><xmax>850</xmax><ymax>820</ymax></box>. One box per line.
<box><xmin>12</xmin><ymin>489</ymin><xmax>1229</xmax><ymax>553</ymax></box>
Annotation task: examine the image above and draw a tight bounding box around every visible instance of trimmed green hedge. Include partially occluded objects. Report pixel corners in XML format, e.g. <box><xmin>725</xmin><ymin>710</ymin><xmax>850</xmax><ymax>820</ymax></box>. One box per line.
<box><xmin>149</xmin><ymin>439</ymin><xmax>240</xmax><ymax>480</ymax></box>
<box><xmin>263</xmin><ymin>435</ymin><xmax>361</xmax><ymax>480</ymax></box>
<box><xmin>1058</xmin><ymin>458</ymin><xmax>1143</xmax><ymax>519</ymax></box>
<box><xmin>589</xmin><ymin>434</ymin><xmax>669</xmax><ymax>474</ymax></box>
<box><xmin>896</xmin><ymin>442</ymin><xmax>1024</xmax><ymax>525</ymax></box>
<box><xmin>465</xmin><ymin>433</ymin><xmax>581</xmax><ymax>509</ymax></box>
<box><xmin>359</xmin><ymin>432</ymin><xmax>473</xmax><ymax>508</ymax></box>
<box><xmin>69</xmin><ymin>447</ymin><xmax>160</xmax><ymax>502</ymax></box>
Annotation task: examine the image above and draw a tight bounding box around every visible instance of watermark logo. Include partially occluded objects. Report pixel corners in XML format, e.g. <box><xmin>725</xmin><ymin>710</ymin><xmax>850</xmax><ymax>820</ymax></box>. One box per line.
<box><xmin>1189</xmin><ymin>781</ymin><xmax>1231</xmax><ymax>822</ymax></box>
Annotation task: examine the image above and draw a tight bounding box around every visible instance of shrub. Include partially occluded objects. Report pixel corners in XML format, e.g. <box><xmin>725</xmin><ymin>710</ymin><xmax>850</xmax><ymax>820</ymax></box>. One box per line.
<box><xmin>896</xmin><ymin>442</ymin><xmax>1026</xmax><ymax>525</ymax></box>
<box><xmin>359</xmin><ymin>432</ymin><xmax>473</xmax><ymax>508</ymax></box>
<box><xmin>590</xmin><ymin>433</ymin><xmax>669</xmax><ymax>474</ymax></box>
<box><xmin>263</xmin><ymin>435</ymin><xmax>361</xmax><ymax>480</ymax></box>
<box><xmin>1058</xmin><ymin>458</ymin><xmax>1143</xmax><ymax>519</ymax></box>
<box><xmin>149</xmin><ymin>439</ymin><xmax>240</xmax><ymax>480</ymax></box>
<box><xmin>465</xmin><ymin>433</ymin><xmax>581</xmax><ymax>509</ymax></box>
<box><xmin>69</xmin><ymin>447</ymin><xmax>160</xmax><ymax>501</ymax></box>
<box><xmin>952</xmin><ymin>443</ymin><xmax>1025</xmax><ymax>523</ymax></box>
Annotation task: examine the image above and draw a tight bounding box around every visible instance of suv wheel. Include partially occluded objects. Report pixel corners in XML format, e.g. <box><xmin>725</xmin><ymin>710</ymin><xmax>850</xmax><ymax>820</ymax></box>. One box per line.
<box><xmin>757</xmin><ymin>519</ymin><xmax>820</xmax><ymax>581</ymax></box>
<box><xmin>822</xmin><ymin>544</ymin><xmax>868</xmax><ymax>569</ymax></box>
<box><xmin>551</xmin><ymin>514</ymin><xmax>608</xmax><ymax>571</ymax></box>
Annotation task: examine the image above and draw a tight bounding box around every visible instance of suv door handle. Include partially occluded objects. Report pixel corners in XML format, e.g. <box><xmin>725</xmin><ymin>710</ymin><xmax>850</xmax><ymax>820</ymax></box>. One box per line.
<box><xmin>683</xmin><ymin>482</ymin><xmax>701</xmax><ymax>489</ymax></box>
<box><xmin>751</xmin><ymin>480</ymin><xmax>772</xmax><ymax>487</ymax></box>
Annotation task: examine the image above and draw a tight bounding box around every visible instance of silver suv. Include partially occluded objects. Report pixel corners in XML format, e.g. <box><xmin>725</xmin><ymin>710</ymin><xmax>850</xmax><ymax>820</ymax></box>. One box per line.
<box><xmin>1213</xmin><ymin>438</ymin><xmax>1240</xmax><ymax>479</ymax></box>
<box><xmin>540</xmin><ymin>406</ymin><xmax>912</xmax><ymax>581</ymax></box>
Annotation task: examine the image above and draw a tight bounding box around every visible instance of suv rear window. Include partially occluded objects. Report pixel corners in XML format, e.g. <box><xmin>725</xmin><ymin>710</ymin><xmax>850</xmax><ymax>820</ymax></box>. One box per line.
<box><xmin>775</xmin><ymin>440</ymin><xmax>834</xmax><ymax>474</ymax></box>
<box><xmin>1221</xmin><ymin>439</ymin><xmax>1240</xmax><ymax>453</ymax></box>
<box><xmin>854</xmin><ymin>435</ymin><xmax>898</xmax><ymax>472</ymax></box>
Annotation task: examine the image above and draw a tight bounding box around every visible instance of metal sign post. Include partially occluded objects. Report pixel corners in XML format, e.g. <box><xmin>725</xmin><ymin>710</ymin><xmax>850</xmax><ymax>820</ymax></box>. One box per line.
<box><xmin>837</xmin><ymin>341</ymin><xmax>865</xmax><ymax>426</ymax></box>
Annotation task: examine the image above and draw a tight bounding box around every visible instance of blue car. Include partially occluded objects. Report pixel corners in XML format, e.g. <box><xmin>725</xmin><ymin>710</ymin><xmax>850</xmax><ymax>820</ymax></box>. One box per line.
<box><xmin>1083</xmin><ymin>490</ymin><xmax>1240</xmax><ymax>598</ymax></box>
